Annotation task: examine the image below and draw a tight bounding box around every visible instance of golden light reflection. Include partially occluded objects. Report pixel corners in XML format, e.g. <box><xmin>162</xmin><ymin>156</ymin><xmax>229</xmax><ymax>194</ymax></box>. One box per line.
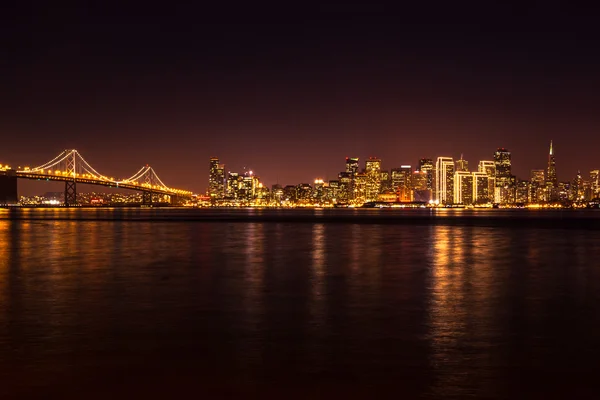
<box><xmin>309</xmin><ymin>223</ymin><xmax>326</xmax><ymax>329</ymax></box>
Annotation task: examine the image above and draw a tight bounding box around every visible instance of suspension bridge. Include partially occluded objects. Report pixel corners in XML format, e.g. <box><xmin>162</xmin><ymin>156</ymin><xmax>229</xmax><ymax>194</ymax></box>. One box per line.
<box><xmin>0</xmin><ymin>149</ymin><xmax>193</xmax><ymax>206</ymax></box>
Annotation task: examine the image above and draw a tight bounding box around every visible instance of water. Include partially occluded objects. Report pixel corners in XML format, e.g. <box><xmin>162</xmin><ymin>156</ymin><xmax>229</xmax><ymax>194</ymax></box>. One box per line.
<box><xmin>1</xmin><ymin>208</ymin><xmax>600</xmax><ymax>399</ymax></box>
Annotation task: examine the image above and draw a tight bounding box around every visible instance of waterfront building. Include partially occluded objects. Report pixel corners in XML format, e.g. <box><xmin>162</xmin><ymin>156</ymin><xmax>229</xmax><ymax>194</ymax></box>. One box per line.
<box><xmin>418</xmin><ymin>158</ymin><xmax>434</xmax><ymax>190</ymax></box>
<box><xmin>472</xmin><ymin>171</ymin><xmax>490</xmax><ymax>204</ymax></box>
<box><xmin>435</xmin><ymin>157</ymin><xmax>454</xmax><ymax>204</ymax></box>
<box><xmin>364</xmin><ymin>157</ymin><xmax>382</xmax><ymax>202</ymax></box>
<box><xmin>454</xmin><ymin>171</ymin><xmax>473</xmax><ymax>205</ymax></box>
<box><xmin>209</xmin><ymin>157</ymin><xmax>225</xmax><ymax>202</ymax></box>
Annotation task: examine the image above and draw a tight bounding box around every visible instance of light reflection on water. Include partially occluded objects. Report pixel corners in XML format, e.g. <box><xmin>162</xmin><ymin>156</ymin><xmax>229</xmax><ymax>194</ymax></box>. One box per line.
<box><xmin>1</xmin><ymin>209</ymin><xmax>600</xmax><ymax>398</ymax></box>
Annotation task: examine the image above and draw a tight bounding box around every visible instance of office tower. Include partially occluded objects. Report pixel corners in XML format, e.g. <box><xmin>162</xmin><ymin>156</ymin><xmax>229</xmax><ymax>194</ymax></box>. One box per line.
<box><xmin>591</xmin><ymin>170</ymin><xmax>599</xmax><ymax>198</ymax></box>
<box><xmin>412</xmin><ymin>170</ymin><xmax>431</xmax><ymax>202</ymax></box>
<box><xmin>353</xmin><ymin>172</ymin><xmax>368</xmax><ymax>204</ymax></box>
<box><xmin>380</xmin><ymin>170</ymin><xmax>391</xmax><ymax>193</ymax></box>
<box><xmin>314</xmin><ymin>179</ymin><xmax>325</xmax><ymax>203</ymax></box>
<box><xmin>328</xmin><ymin>180</ymin><xmax>340</xmax><ymax>202</ymax></box>
<box><xmin>435</xmin><ymin>157</ymin><xmax>454</xmax><ymax>204</ymax></box>
<box><xmin>455</xmin><ymin>154</ymin><xmax>469</xmax><ymax>172</ymax></box>
<box><xmin>296</xmin><ymin>183</ymin><xmax>313</xmax><ymax>203</ymax></box>
<box><xmin>391</xmin><ymin>165</ymin><xmax>413</xmax><ymax>202</ymax></box>
<box><xmin>282</xmin><ymin>185</ymin><xmax>297</xmax><ymax>203</ymax></box>
<box><xmin>546</xmin><ymin>141</ymin><xmax>558</xmax><ymax>201</ymax></box>
<box><xmin>418</xmin><ymin>158</ymin><xmax>434</xmax><ymax>190</ymax></box>
<box><xmin>572</xmin><ymin>171</ymin><xmax>584</xmax><ymax>201</ymax></box>
<box><xmin>472</xmin><ymin>171</ymin><xmax>490</xmax><ymax>204</ymax></box>
<box><xmin>530</xmin><ymin>169</ymin><xmax>546</xmax><ymax>203</ymax></box>
<box><xmin>241</xmin><ymin>173</ymin><xmax>255</xmax><ymax>201</ymax></box>
<box><xmin>226</xmin><ymin>171</ymin><xmax>241</xmax><ymax>198</ymax></box>
<box><xmin>209</xmin><ymin>157</ymin><xmax>225</xmax><ymax>201</ymax></box>
<box><xmin>454</xmin><ymin>170</ymin><xmax>473</xmax><ymax>205</ymax></box>
<box><xmin>478</xmin><ymin>160</ymin><xmax>496</xmax><ymax>200</ymax></box>
<box><xmin>364</xmin><ymin>157</ymin><xmax>382</xmax><ymax>202</ymax></box>
<box><xmin>516</xmin><ymin>180</ymin><xmax>529</xmax><ymax>204</ymax></box>
<box><xmin>271</xmin><ymin>184</ymin><xmax>283</xmax><ymax>204</ymax></box>
<box><xmin>494</xmin><ymin>148</ymin><xmax>515</xmax><ymax>204</ymax></box>
<box><xmin>338</xmin><ymin>172</ymin><xmax>353</xmax><ymax>202</ymax></box>
<box><xmin>345</xmin><ymin>157</ymin><xmax>359</xmax><ymax>175</ymax></box>
<box><xmin>557</xmin><ymin>182</ymin><xmax>570</xmax><ymax>202</ymax></box>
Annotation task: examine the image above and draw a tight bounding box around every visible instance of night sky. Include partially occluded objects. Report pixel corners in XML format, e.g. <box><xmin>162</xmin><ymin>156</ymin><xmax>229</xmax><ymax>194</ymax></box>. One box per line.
<box><xmin>2</xmin><ymin>2</ymin><xmax>600</xmax><ymax>194</ymax></box>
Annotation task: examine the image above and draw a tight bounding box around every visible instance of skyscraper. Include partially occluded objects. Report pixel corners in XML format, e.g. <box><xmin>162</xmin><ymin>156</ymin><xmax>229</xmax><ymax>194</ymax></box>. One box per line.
<box><xmin>494</xmin><ymin>148</ymin><xmax>515</xmax><ymax>204</ymax></box>
<box><xmin>590</xmin><ymin>170</ymin><xmax>599</xmax><ymax>199</ymax></box>
<box><xmin>454</xmin><ymin>170</ymin><xmax>473</xmax><ymax>205</ymax></box>
<box><xmin>455</xmin><ymin>154</ymin><xmax>469</xmax><ymax>172</ymax></box>
<box><xmin>435</xmin><ymin>157</ymin><xmax>454</xmax><ymax>204</ymax></box>
<box><xmin>546</xmin><ymin>141</ymin><xmax>558</xmax><ymax>201</ymax></box>
<box><xmin>530</xmin><ymin>169</ymin><xmax>546</xmax><ymax>203</ymax></box>
<box><xmin>364</xmin><ymin>157</ymin><xmax>382</xmax><ymax>202</ymax></box>
<box><xmin>209</xmin><ymin>157</ymin><xmax>225</xmax><ymax>202</ymax></box>
<box><xmin>472</xmin><ymin>171</ymin><xmax>490</xmax><ymax>204</ymax></box>
<box><xmin>391</xmin><ymin>165</ymin><xmax>412</xmax><ymax>202</ymax></box>
<box><xmin>345</xmin><ymin>157</ymin><xmax>359</xmax><ymax>175</ymax></box>
<box><xmin>479</xmin><ymin>160</ymin><xmax>496</xmax><ymax>200</ymax></box>
<box><xmin>418</xmin><ymin>158</ymin><xmax>434</xmax><ymax>190</ymax></box>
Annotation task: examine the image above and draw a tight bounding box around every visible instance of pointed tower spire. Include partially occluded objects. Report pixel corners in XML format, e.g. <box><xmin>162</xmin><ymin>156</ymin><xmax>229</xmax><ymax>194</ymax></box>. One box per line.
<box><xmin>549</xmin><ymin>140</ymin><xmax>553</xmax><ymax>156</ymax></box>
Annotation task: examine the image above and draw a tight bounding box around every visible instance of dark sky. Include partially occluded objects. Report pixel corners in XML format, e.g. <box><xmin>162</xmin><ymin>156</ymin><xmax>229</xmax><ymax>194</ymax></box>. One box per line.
<box><xmin>2</xmin><ymin>2</ymin><xmax>600</xmax><ymax>194</ymax></box>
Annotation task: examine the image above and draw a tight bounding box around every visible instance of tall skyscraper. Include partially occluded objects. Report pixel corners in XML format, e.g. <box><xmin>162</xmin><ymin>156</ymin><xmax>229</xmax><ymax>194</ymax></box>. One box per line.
<box><xmin>590</xmin><ymin>170</ymin><xmax>599</xmax><ymax>199</ymax></box>
<box><xmin>435</xmin><ymin>157</ymin><xmax>454</xmax><ymax>204</ymax></box>
<box><xmin>546</xmin><ymin>141</ymin><xmax>558</xmax><ymax>201</ymax></box>
<box><xmin>209</xmin><ymin>157</ymin><xmax>225</xmax><ymax>202</ymax></box>
<box><xmin>364</xmin><ymin>157</ymin><xmax>382</xmax><ymax>202</ymax></box>
<box><xmin>472</xmin><ymin>171</ymin><xmax>490</xmax><ymax>204</ymax></box>
<box><xmin>479</xmin><ymin>160</ymin><xmax>496</xmax><ymax>199</ymax></box>
<box><xmin>454</xmin><ymin>170</ymin><xmax>473</xmax><ymax>205</ymax></box>
<box><xmin>345</xmin><ymin>157</ymin><xmax>359</xmax><ymax>175</ymax></box>
<box><xmin>530</xmin><ymin>169</ymin><xmax>546</xmax><ymax>203</ymax></box>
<box><xmin>455</xmin><ymin>154</ymin><xmax>469</xmax><ymax>172</ymax></box>
<box><xmin>412</xmin><ymin>170</ymin><xmax>431</xmax><ymax>202</ymax></box>
<box><xmin>418</xmin><ymin>158</ymin><xmax>434</xmax><ymax>190</ymax></box>
<box><xmin>494</xmin><ymin>148</ymin><xmax>515</xmax><ymax>204</ymax></box>
<box><xmin>391</xmin><ymin>165</ymin><xmax>412</xmax><ymax>202</ymax></box>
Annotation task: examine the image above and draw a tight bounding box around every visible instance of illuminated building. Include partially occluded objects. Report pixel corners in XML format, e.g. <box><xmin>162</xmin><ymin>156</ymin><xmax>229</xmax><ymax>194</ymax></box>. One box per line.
<box><xmin>380</xmin><ymin>170</ymin><xmax>391</xmax><ymax>193</ymax></box>
<box><xmin>209</xmin><ymin>157</ymin><xmax>225</xmax><ymax>202</ymax></box>
<box><xmin>591</xmin><ymin>170</ymin><xmax>599</xmax><ymax>199</ymax></box>
<box><xmin>338</xmin><ymin>172</ymin><xmax>353</xmax><ymax>202</ymax></box>
<box><xmin>353</xmin><ymin>172</ymin><xmax>368</xmax><ymax>204</ymax></box>
<box><xmin>454</xmin><ymin>171</ymin><xmax>473</xmax><ymax>205</ymax></box>
<box><xmin>391</xmin><ymin>165</ymin><xmax>412</xmax><ymax>201</ymax></box>
<box><xmin>364</xmin><ymin>157</ymin><xmax>381</xmax><ymax>202</ymax></box>
<box><xmin>572</xmin><ymin>171</ymin><xmax>584</xmax><ymax>201</ymax></box>
<box><xmin>515</xmin><ymin>179</ymin><xmax>529</xmax><ymax>204</ymax></box>
<box><xmin>241</xmin><ymin>173</ymin><xmax>254</xmax><ymax>201</ymax></box>
<box><xmin>412</xmin><ymin>170</ymin><xmax>431</xmax><ymax>202</ymax></box>
<box><xmin>314</xmin><ymin>179</ymin><xmax>325</xmax><ymax>203</ymax></box>
<box><xmin>296</xmin><ymin>183</ymin><xmax>313</xmax><ymax>204</ymax></box>
<box><xmin>472</xmin><ymin>172</ymin><xmax>490</xmax><ymax>204</ymax></box>
<box><xmin>435</xmin><ymin>157</ymin><xmax>454</xmax><ymax>204</ymax></box>
<box><xmin>478</xmin><ymin>160</ymin><xmax>496</xmax><ymax>198</ymax></box>
<box><xmin>281</xmin><ymin>185</ymin><xmax>296</xmax><ymax>203</ymax></box>
<box><xmin>529</xmin><ymin>169</ymin><xmax>545</xmax><ymax>203</ymax></box>
<box><xmin>226</xmin><ymin>172</ymin><xmax>242</xmax><ymax>199</ymax></box>
<box><xmin>418</xmin><ymin>158</ymin><xmax>434</xmax><ymax>190</ymax></box>
<box><xmin>345</xmin><ymin>157</ymin><xmax>359</xmax><ymax>175</ymax></box>
<box><xmin>546</xmin><ymin>141</ymin><xmax>558</xmax><ymax>201</ymax></box>
<box><xmin>271</xmin><ymin>184</ymin><xmax>283</xmax><ymax>204</ymax></box>
<box><xmin>494</xmin><ymin>148</ymin><xmax>515</xmax><ymax>204</ymax></box>
<box><xmin>328</xmin><ymin>180</ymin><xmax>340</xmax><ymax>202</ymax></box>
<box><xmin>557</xmin><ymin>182</ymin><xmax>570</xmax><ymax>202</ymax></box>
<box><xmin>455</xmin><ymin>154</ymin><xmax>469</xmax><ymax>172</ymax></box>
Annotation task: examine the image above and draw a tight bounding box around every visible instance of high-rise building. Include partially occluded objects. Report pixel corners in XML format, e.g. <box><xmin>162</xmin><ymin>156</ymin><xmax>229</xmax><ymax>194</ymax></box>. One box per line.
<box><xmin>418</xmin><ymin>158</ymin><xmax>434</xmax><ymax>190</ymax></box>
<box><xmin>591</xmin><ymin>170</ymin><xmax>599</xmax><ymax>199</ymax></box>
<box><xmin>338</xmin><ymin>172</ymin><xmax>353</xmax><ymax>202</ymax></box>
<box><xmin>364</xmin><ymin>157</ymin><xmax>382</xmax><ymax>202</ymax></box>
<box><xmin>435</xmin><ymin>157</ymin><xmax>454</xmax><ymax>204</ymax></box>
<box><xmin>380</xmin><ymin>170</ymin><xmax>391</xmax><ymax>193</ymax></box>
<box><xmin>472</xmin><ymin>172</ymin><xmax>490</xmax><ymax>204</ymax></box>
<box><xmin>226</xmin><ymin>172</ymin><xmax>242</xmax><ymax>199</ymax></box>
<box><xmin>547</xmin><ymin>141</ymin><xmax>558</xmax><ymax>201</ymax></box>
<box><xmin>412</xmin><ymin>170</ymin><xmax>431</xmax><ymax>202</ymax></box>
<box><xmin>515</xmin><ymin>180</ymin><xmax>529</xmax><ymax>204</ymax></box>
<box><xmin>209</xmin><ymin>157</ymin><xmax>225</xmax><ymax>202</ymax></box>
<box><xmin>494</xmin><ymin>148</ymin><xmax>515</xmax><ymax>204</ymax></box>
<box><xmin>391</xmin><ymin>166</ymin><xmax>413</xmax><ymax>202</ymax></box>
<box><xmin>345</xmin><ymin>157</ymin><xmax>359</xmax><ymax>175</ymax></box>
<box><xmin>296</xmin><ymin>183</ymin><xmax>313</xmax><ymax>203</ymax></box>
<box><xmin>572</xmin><ymin>171</ymin><xmax>584</xmax><ymax>201</ymax></box>
<box><xmin>455</xmin><ymin>154</ymin><xmax>469</xmax><ymax>172</ymax></box>
<box><xmin>353</xmin><ymin>172</ymin><xmax>368</xmax><ymax>204</ymax></box>
<box><xmin>454</xmin><ymin>171</ymin><xmax>473</xmax><ymax>205</ymax></box>
<box><xmin>478</xmin><ymin>160</ymin><xmax>496</xmax><ymax>200</ymax></box>
<box><xmin>313</xmin><ymin>179</ymin><xmax>325</xmax><ymax>203</ymax></box>
<box><xmin>530</xmin><ymin>169</ymin><xmax>546</xmax><ymax>203</ymax></box>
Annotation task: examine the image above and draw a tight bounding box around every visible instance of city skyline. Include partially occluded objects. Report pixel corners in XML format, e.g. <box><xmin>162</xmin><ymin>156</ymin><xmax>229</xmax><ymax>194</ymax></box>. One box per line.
<box><xmin>2</xmin><ymin>4</ymin><xmax>600</xmax><ymax>195</ymax></box>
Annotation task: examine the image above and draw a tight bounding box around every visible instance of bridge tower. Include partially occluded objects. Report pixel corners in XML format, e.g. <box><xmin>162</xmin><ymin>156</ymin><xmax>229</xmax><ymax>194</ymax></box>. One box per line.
<box><xmin>142</xmin><ymin>164</ymin><xmax>154</xmax><ymax>206</ymax></box>
<box><xmin>64</xmin><ymin>150</ymin><xmax>77</xmax><ymax>206</ymax></box>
